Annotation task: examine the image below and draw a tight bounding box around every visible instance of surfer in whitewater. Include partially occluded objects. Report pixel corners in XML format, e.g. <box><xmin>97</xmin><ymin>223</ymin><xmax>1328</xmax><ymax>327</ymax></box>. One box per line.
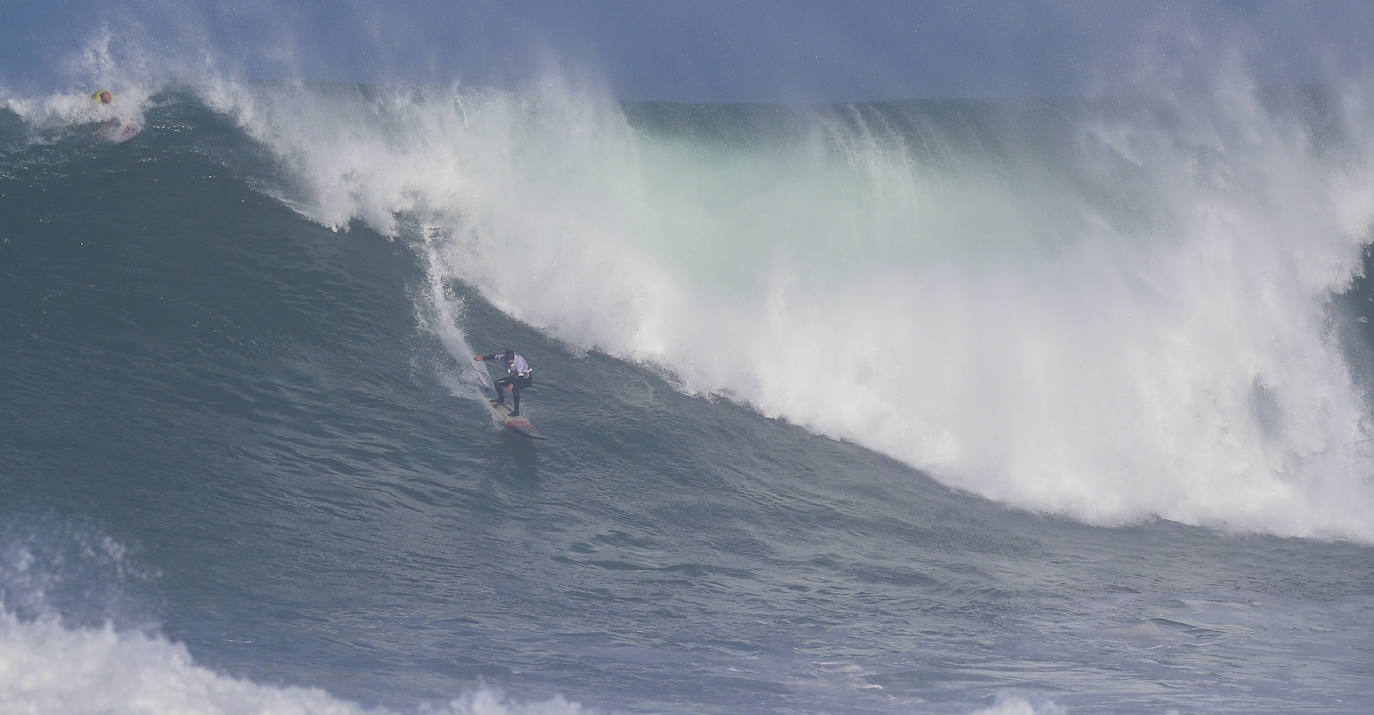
<box><xmin>90</xmin><ymin>89</ymin><xmax>142</xmax><ymax>143</ymax></box>
<box><xmin>475</xmin><ymin>349</ymin><xmax>534</xmax><ymax>416</ymax></box>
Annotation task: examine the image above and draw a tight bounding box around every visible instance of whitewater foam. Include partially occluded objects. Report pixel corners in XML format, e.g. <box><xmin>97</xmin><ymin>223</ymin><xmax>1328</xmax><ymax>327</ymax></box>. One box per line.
<box><xmin>13</xmin><ymin>42</ymin><xmax>1372</xmax><ymax>540</ymax></box>
<box><xmin>0</xmin><ymin>609</ymin><xmax>598</xmax><ymax>715</ymax></box>
<box><xmin>171</xmin><ymin>72</ymin><xmax>1374</xmax><ymax>541</ymax></box>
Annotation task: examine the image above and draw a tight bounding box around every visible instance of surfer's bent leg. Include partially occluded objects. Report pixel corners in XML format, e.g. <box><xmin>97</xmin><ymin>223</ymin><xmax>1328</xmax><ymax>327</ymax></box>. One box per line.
<box><xmin>513</xmin><ymin>374</ymin><xmax>533</xmax><ymax>412</ymax></box>
<box><xmin>511</xmin><ymin>375</ymin><xmax>532</xmax><ymax>415</ymax></box>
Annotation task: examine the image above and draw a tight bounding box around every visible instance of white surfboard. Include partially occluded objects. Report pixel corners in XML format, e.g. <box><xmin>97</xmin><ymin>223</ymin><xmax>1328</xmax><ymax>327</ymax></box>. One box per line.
<box><xmin>100</xmin><ymin>120</ymin><xmax>142</xmax><ymax>143</ymax></box>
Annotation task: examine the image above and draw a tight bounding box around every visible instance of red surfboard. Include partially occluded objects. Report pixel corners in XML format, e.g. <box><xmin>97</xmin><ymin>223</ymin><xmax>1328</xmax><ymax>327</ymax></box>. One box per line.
<box><xmin>485</xmin><ymin>397</ymin><xmax>545</xmax><ymax>439</ymax></box>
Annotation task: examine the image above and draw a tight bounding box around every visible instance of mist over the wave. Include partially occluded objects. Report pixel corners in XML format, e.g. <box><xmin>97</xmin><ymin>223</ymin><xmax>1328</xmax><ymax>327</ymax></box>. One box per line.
<box><xmin>8</xmin><ymin>2</ymin><xmax>1374</xmax><ymax>101</ymax></box>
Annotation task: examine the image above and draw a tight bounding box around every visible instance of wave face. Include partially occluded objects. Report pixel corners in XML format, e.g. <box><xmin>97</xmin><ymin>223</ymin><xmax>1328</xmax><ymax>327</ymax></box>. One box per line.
<box><xmin>173</xmin><ymin>76</ymin><xmax>1374</xmax><ymax>540</ymax></box>
<box><xmin>2</xmin><ymin>78</ymin><xmax>1374</xmax><ymax>712</ymax></box>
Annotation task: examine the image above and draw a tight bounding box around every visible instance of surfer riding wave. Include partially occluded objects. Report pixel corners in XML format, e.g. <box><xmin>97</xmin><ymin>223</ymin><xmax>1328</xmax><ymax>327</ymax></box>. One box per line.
<box><xmin>475</xmin><ymin>349</ymin><xmax>533</xmax><ymax>416</ymax></box>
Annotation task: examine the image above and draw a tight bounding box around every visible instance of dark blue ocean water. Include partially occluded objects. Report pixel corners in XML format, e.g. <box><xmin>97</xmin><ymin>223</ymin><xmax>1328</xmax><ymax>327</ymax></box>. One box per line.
<box><xmin>2</xmin><ymin>88</ymin><xmax>1373</xmax><ymax>713</ymax></box>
